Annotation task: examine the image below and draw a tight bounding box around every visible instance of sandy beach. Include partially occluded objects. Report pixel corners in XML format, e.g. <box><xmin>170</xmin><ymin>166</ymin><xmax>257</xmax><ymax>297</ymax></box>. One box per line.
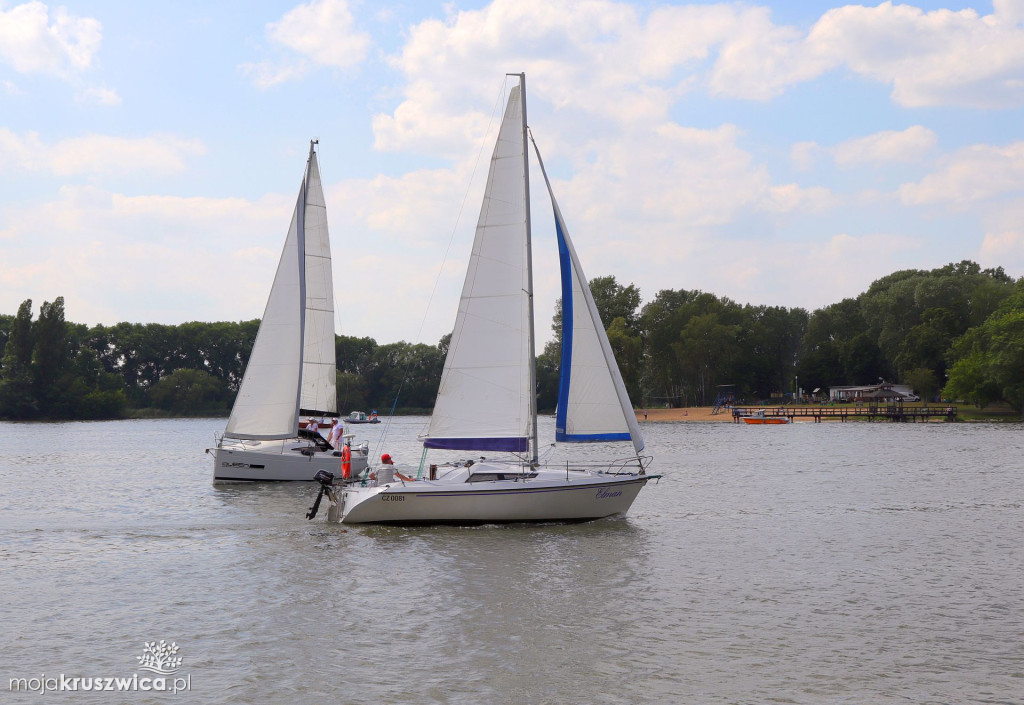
<box><xmin>635</xmin><ymin>407</ymin><xmax>732</xmax><ymax>422</ymax></box>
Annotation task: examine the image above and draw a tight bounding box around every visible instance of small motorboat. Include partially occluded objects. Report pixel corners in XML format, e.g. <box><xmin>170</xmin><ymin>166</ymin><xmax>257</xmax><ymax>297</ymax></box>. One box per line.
<box><xmin>345</xmin><ymin>411</ymin><xmax>380</xmax><ymax>424</ymax></box>
<box><xmin>742</xmin><ymin>410</ymin><xmax>790</xmax><ymax>425</ymax></box>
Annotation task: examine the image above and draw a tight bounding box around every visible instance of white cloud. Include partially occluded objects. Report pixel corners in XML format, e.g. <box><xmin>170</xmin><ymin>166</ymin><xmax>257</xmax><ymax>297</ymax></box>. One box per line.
<box><xmin>980</xmin><ymin>228</ymin><xmax>1024</xmax><ymax>268</ymax></box>
<box><xmin>760</xmin><ymin>184</ymin><xmax>838</xmax><ymax>213</ymax></box>
<box><xmin>833</xmin><ymin>126</ymin><xmax>937</xmax><ymax>166</ymax></box>
<box><xmin>563</xmin><ymin>123</ymin><xmax>771</xmax><ymax>230</ymax></box>
<box><xmin>77</xmin><ymin>84</ymin><xmax>121</xmax><ymax>106</ymax></box>
<box><xmin>899</xmin><ymin>141</ymin><xmax>1024</xmax><ymax>206</ymax></box>
<box><xmin>0</xmin><ymin>1</ymin><xmax>101</xmax><ymax>78</ymax></box>
<box><xmin>709</xmin><ymin>6</ymin><xmax>838</xmax><ymax>100</ymax></box>
<box><xmin>239</xmin><ymin>60</ymin><xmax>305</xmax><ymax>89</ymax></box>
<box><xmin>789</xmin><ymin>141</ymin><xmax>819</xmax><ymax>171</ymax></box>
<box><xmin>243</xmin><ymin>0</ymin><xmax>371</xmax><ymax>87</ymax></box>
<box><xmin>979</xmin><ymin>195</ymin><xmax>1024</xmax><ymax>272</ymax></box>
<box><xmin>375</xmin><ymin>0</ymin><xmax>748</xmax><ymax>152</ymax></box>
<box><xmin>376</xmin><ymin>0</ymin><xmax>1024</xmax><ymax>165</ymax></box>
<box><xmin>0</xmin><ymin>186</ymin><xmax>293</xmax><ymax>325</ymax></box>
<box><xmin>807</xmin><ymin>2</ymin><xmax>1024</xmax><ymax>108</ymax></box>
<box><xmin>0</xmin><ymin>130</ymin><xmax>206</xmax><ymax>176</ymax></box>
<box><xmin>704</xmin><ymin>1</ymin><xmax>1024</xmax><ymax>106</ymax></box>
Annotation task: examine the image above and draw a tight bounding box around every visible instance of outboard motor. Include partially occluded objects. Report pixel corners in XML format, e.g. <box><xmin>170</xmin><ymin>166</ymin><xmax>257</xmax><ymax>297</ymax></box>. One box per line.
<box><xmin>305</xmin><ymin>470</ymin><xmax>336</xmax><ymax>520</ymax></box>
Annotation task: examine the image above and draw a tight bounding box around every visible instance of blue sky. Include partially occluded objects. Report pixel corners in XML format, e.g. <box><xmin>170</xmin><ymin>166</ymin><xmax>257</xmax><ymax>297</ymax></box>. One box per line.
<box><xmin>2</xmin><ymin>0</ymin><xmax>1023</xmax><ymax>346</ymax></box>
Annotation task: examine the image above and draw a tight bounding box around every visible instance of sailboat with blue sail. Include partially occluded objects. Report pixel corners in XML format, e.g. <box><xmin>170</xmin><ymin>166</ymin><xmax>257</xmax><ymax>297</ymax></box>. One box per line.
<box><xmin>326</xmin><ymin>75</ymin><xmax>657</xmax><ymax>523</ymax></box>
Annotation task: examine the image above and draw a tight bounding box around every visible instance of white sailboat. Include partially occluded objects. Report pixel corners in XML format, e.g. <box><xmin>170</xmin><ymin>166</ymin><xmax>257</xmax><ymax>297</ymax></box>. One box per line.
<box><xmin>324</xmin><ymin>75</ymin><xmax>656</xmax><ymax>523</ymax></box>
<box><xmin>209</xmin><ymin>141</ymin><xmax>367</xmax><ymax>482</ymax></box>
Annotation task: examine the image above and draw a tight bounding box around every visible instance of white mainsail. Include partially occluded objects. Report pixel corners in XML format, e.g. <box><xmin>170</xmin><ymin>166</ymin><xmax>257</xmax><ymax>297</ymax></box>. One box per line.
<box><xmin>532</xmin><ymin>139</ymin><xmax>645</xmax><ymax>455</ymax></box>
<box><xmin>224</xmin><ymin>142</ymin><xmax>336</xmax><ymax>440</ymax></box>
<box><xmin>299</xmin><ymin>152</ymin><xmax>337</xmax><ymax>416</ymax></box>
<box><xmin>423</xmin><ymin>86</ymin><xmax>532</xmax><ymax>452</ymax></box>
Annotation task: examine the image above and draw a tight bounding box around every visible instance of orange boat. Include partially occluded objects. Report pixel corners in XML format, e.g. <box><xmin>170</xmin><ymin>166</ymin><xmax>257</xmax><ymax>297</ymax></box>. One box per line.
<box><xmin>742</xmin><ymin>410</ymin><xmax>790</xmax><ymax>425</ymax></box>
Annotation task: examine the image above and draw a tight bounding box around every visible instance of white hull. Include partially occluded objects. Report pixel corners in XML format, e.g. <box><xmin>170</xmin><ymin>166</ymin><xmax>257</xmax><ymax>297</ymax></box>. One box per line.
<box><xmin>334</xmin><ymin>464</ymin><xmax>655</xmax><ymax>524</ymax></box>
<box><xmin>210</xmin><ymin>440</ymin><xmax>367</xmax><ymax>482</ymax></box>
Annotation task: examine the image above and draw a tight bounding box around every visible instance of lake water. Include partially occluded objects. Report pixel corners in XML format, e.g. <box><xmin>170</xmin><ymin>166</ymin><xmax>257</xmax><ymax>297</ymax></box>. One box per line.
<box><xmin>1</xmin><ymin>417</ymin><xmax>1022</xmax><ymax>704</ymax></box>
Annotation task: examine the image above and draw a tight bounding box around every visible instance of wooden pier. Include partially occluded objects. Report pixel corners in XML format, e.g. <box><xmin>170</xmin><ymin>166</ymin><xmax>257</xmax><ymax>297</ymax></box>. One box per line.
<box><xmin>731</xmin><ymin>405</ymin><xmax>958</xmax><ymax>423</ymax></box>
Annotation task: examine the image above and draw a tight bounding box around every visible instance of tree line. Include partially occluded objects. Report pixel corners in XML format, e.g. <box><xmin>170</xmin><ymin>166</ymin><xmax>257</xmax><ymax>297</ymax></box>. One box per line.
<box><xmin>1</xmin><ymin>260</ymin><xmax>1021</xmax><ymax>421</ymax></box>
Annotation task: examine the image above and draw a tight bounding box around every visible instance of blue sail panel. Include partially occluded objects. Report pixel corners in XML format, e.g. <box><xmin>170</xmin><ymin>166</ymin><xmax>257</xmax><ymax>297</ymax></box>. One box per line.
<box><xmin>554</xmin><ymin>213</ymin><xmax>574</xmax><ymax>443</ymax></box>
<box><xmin>556</xmin><ymin>430</ymin><xmax>633</xmax><ymax>443</ymax></box>
<box><xmin>424</xmin><ymin>437</ymin><xmax>529</xmax><ymax>452</ymax></box>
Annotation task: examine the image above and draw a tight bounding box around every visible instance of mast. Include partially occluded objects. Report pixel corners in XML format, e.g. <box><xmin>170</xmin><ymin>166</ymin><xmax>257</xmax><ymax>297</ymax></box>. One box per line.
<box><xmin>294</xmin><ymin>141</ymin><xmax>312</xmax><ymax>421</ymax></box>
<box><xmin>512</xmin><ymin>72</ymin><xmax>538</xmax><ymax>465</ymax></box>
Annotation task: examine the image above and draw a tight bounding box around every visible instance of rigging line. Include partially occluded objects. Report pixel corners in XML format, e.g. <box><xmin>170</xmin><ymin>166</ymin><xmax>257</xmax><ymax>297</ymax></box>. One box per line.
<box><xmin>371</xmin><ymin>78</ymin><xmax>511</xmax><ymax>461</ymax></box>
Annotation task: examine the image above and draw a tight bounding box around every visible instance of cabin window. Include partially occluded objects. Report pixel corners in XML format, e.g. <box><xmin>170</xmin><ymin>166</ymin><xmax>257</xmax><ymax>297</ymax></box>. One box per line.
<box><xmin>465</xmin><ymin>472</ymin><xmax>538</xmax><ymax>483</ymax></box>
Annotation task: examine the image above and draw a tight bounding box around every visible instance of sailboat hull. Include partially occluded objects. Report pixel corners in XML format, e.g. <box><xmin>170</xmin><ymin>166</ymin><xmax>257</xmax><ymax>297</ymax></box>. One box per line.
<box><xmin>336</xmin><ymin>468</ymin><xmax>655</xmax><ymax>524</ymax></box>
<box><xmin>318</xmin><ymin>77</ymin><xmax>657</xmax><ymax>525</ymax></box>
<box><xmin>210</xmin><ymin>442</ymin><xmax>367</xmax><ymax>482</ymax></box>
<box><xmin>216</xmin><ymin>142</ymin><xmax>349</xmax><ymax>483</ymax></box>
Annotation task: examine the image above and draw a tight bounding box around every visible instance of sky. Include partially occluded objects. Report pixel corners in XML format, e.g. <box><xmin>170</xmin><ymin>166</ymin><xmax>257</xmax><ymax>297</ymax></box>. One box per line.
<box><xmin>2</xmin><ymin>0</ymin><xmax>1024</xmax><ymax>347</ymax></box>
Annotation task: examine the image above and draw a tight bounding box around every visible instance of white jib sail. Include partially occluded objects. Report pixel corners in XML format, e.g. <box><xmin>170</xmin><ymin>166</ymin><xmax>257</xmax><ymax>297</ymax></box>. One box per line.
<box><xmin>224</xmin><ymin>159</ymin><xmax>307</xmax><ymax>440</ymax></box>
<box><xmin>424</xmin><ymin>85</ymin><xmax>532</xmax><ymax>452</ymax></box>
<box><xmin>299</xmin><ymin>149</ymin><xmax>337</xmax><ymax>416</ymax></box>
<box><xmin>531</xmin><ymin>138</ymin><xmax>645</xmax><ymax>455</ymax></box>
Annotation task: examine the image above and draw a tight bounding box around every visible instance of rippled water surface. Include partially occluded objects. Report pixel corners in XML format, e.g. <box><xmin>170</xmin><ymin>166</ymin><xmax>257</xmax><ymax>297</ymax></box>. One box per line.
<box><xmin>1</xmin><ymin>417</ymin><xmax>1022</xmax><ymax>704</ymax></box>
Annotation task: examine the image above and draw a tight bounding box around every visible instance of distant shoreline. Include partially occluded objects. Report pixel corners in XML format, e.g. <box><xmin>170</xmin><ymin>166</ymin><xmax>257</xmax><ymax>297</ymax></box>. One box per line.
<box><xmin>635</xmin><ymin>405</ymin><xmax>1020</xmax><ymax>423</ymax></box>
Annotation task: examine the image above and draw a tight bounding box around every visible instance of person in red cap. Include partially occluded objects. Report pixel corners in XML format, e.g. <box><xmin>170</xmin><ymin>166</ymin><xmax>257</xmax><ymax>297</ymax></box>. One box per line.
<box><xmin>381</xmin><ymin>453</ymin><xmax>414</xmax><ymax>482</ymax></box>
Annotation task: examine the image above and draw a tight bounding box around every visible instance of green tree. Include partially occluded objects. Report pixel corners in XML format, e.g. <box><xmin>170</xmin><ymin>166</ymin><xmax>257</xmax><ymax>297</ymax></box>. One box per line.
<box><xmin>606</xmin><ymin>317</ymin><xmax>643</xmax><ymax>402</ymax></box>
<box><xmin>943</xmin><ymin>349</ymin><xmax>1001</xmax><ymax>408</ymax></box>
<box><xmin>0</xmin><ymin>299</ymin><xmax>37</xmax><ymax>417</ymax></box>
<box><xmin>336</xmin><ymin>371</ymin><xmax>369</xmax><ymax>411</ymax></box>
<box><xmin>944</xmin><ymin>281</ymin><xmax>1024</xmax><ymax>413</ymax></box>
<box><xmin>337</xmin><ymin>335</ymin><xmax>378</xmax><ymax>375</ymax></box>
<box><xmin>858</xmin><ymin>261</ymin><xmax>1014</xmax><ymax>387</ymax></box>
<box><xmin>0</xmin><ymin>313</ymin><xmax>13</xmax><ymax>363</ymax></box>
<box><xmin>33</xmin><ymin>297</ymin><xmax>70</xmax><ymax>403</ymax></box>
<box><xmin>365</xmin><ymin>339</ymin><xmax>446</xmax><ymax>411</ymax></box>
<box><xmin>4</xmin><ymin>299</ymin><xmax>34</xmax><ymax>371</ymax></box>
<box><xmin>737</xmin><ymin>305</ymin><xmax>807</xmax><ymax>399</ymax></box>
<box><xmin>895</xmin><ymin>308</ymin><xmax>957</xmax><ymax>380</ymax></box>
<box><xmin>675</xmin><ymin>312</ymin><xmax>740</xmax><ymax>406</ymax></box>
<box><xmin>903</xmin><ymin>367</ymin><xmax>940</xmax><ymax>404</ymax></box>
<box><xmin>149</xmin><ymin>368</ymin><xmax>228</xmax><ymax>414</ymax></box>
<box><xmin>588</xmin><ymin>276</ymin><xmax>641</xmax><ymax>332</ymax></box>
<box><xmin>639</xmin><ymin>289</ymin><xmax>732</xmax><ymax>406</ymax></box>
<box><xmin>536</xmin><ymin>339</ymin><xmax>560</xmax><ymax>412</ymax></box>
<box><xmin>984</xmin><ymin>309</ymin><xmax>1024</xmax><ymax>414</ymax></box>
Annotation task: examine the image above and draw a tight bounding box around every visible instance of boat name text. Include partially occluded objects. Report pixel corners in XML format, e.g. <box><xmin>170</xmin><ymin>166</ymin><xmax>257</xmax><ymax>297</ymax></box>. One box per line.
<box><xmin>595</xmin><ymin>487</ymin><xmax>623</xmax><ymax>499</ymax></box>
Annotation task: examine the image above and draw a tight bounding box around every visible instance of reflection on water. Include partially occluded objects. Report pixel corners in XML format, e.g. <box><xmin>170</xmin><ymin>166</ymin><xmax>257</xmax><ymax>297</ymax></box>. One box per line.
<box><xmin>1</xmin><ymin>417</ymin><xmax>1022</xmax><ymax>703</ymax></box>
